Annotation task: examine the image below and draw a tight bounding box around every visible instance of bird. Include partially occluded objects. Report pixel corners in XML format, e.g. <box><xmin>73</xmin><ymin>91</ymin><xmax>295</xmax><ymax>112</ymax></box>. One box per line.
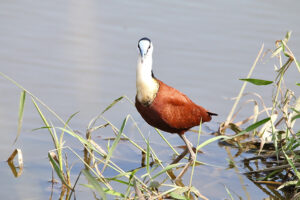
<box><xmin>135</xmin><ymin>37</ymin><xmax>217</xmax><ymax>161</ymax></box>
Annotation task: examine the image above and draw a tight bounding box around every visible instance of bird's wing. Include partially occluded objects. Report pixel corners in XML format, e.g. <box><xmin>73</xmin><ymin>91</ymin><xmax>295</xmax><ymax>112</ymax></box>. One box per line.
<box><xmin>156</xmin><ymin>81</ymin><xmax>211</xmax><ymax>130</ymax></box>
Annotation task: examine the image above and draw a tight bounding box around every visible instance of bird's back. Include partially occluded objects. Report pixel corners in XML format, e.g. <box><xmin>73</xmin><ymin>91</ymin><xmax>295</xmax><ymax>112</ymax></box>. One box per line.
<box><xmin>136</xmin><ymin>79</ymin><xmax>213</xmax><ymax>134</ymax></box>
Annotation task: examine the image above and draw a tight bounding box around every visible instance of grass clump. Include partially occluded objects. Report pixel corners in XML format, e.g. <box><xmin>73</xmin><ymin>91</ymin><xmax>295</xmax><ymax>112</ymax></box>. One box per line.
<box><xmin>1</xmin><ymin>79</ymin><xmax>214</xmax><ymax>199</ymax></box>
<box><xmin>219</xmin><ymin>31</ymin><xmax>300</xmax><ymax>199</ymax></box>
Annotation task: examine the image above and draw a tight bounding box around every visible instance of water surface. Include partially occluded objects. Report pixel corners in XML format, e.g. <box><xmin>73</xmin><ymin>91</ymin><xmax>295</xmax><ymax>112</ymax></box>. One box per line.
<box><xmin>1</xmin><ymin>0</ymin><xmax>300</xmax><ymax>199</ymax></box>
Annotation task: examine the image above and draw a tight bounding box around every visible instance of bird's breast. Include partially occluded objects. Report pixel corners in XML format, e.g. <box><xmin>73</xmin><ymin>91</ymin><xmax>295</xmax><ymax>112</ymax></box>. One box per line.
<box><xmin>136</xmin><ymin>78</ymin><xmax>159</xmax><ymax>106</ymax></box>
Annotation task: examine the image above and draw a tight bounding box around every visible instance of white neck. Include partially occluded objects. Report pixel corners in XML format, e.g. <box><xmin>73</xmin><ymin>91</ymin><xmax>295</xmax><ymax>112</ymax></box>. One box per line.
<box><xmin>136</xmin><ymin>56</ymin><xmax>159</xmax><ymax>105</ymax></box>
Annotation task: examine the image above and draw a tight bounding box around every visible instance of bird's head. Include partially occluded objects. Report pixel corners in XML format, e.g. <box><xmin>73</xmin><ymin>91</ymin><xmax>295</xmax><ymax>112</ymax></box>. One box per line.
<box><xmin>138</xmin><ymin>37</ymin><xmax>153</xmax><ymax>63</ymax></box>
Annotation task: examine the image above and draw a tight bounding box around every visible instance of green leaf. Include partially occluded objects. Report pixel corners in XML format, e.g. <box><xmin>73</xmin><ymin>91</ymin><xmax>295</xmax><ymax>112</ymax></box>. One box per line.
<box><xmin>169</xmin><ymin>187</ymin><xmax>189</xmax><ymax>200</ymax></box>
<box><xmin>284</xmin><ymin>52</ymin><xmax>291</xmax><ymax>58</ymax></box>
<box><xmin>101</xmin><ymin>96</ymin><xmax>124</xmax><ymax>115</ymax></box>
<box><xmin>103</xmin><ymin>189</ymin><xmax>124</xmax><ymax>198</ymax></box>
<box><xmin>152</xmin><ymin>163</ymin><xmax>183</xmax><ymax>180</ymax></box>
<box><xmin>32</xmin><ymin>98</ymin><xmax>58</xmax><ymax>149</ymax></box>
<box><xmin>296</xmin><ymin>83</ymin><xmax>300</xmax><ymax>86</ymax></box>
<box><xmin>124</xmin><ymin>169</ymin><xmax>139</xmax><ymax>199</ymax></box>
<box><xmin>155</xmin><ymin>128</ymin><xmax>179</xmax><ymax>155</ymax></box>
<box><xmin>48</xmin><ymin>152</ymin><xmax>73</xmax><ymax>190</ymax></box>
<box><xmin>82</xmin><ymin>169</ymin><xmax>106</xmax><ymax>200</ymax></box>
<box><xmin>103</xmin><ymin>115</ymin><xmax>129</xmax><ymax>170</ymax></box>
<box><xmin>14</xmin><ymin>90</ymin><xmax>26</xmax><ymax>144</ymax></box>
<box><xmin>81</xmin><ymin>183</ymin><xmax>125</xmax><ymax>198</ymax></box>
<box><xmin>271</xmin><ymin>46</ymin><xmax>283</xmax><ymax>57</ymax></box>
<box><xmin>239</xmin><ymin>78</ymin><xmax>273</xmax><ymax>86</ymax></box>
<box><xmin>196</xmin><ymin>135</ymin><xmax>230</xmax><ymax>151</ymax></box>
<box><xmin>282</xmin><ymin>150</ymin><xmax>300</xmax><ymax>180</ymax></box>
<box><xmin>146</xmin><ymin>138</ymin><xmax>150</xmax><ymax>175</ymax></box>
<box><xmin>245</xmin><ymin>117</ymin><xmax>271</xmax><ymax>132</ymax></box>
<box><xmin>284</xmin><ymin>31</ymin><xmax>292</xmax><ymax>42</ymax></box>
<box><xmin>292</xmin><ymin>114</ymin><xmax>300</xmax><ymax>122</ymax></box>
<box><xmin>226</xmin><ymin>117</ymin><xmax>271</xmax><ymax>139</ymax></box>
<box><xmin>106</xmin><ymin>171</ymin><xmax>132</xmax><ymax>180</ymax></box>
<box><xmin>88</xmin><ymin>96</ymin><xmax>125</xmax><ymax>130</ymax></box>
<box><xmin>31</xmin><ymin>98</ymin><xmax>52</xmax><ymax>134</ymax></box>
<box><xmin>169</xmin><ymin>192</ymin><xmax>187</xmax><ymax>200</ymax></box>
<box><xmin>295</xmin><ymin>61</ymin><xmax>300</xmax><ymax>72</ymax></box>
<box><xmin>58</xmin><ymin>111</ymin><xmax>80</xmax><ymax>171</ymax></box>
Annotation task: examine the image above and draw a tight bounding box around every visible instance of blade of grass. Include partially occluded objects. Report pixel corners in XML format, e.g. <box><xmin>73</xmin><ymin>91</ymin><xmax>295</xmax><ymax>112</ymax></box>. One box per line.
<box><xmin>0</xmin><ymin>71</ymin><xmax>72</xmax><ymax>131</ymax></box>
<box><xmin>272</xmin><ymin>46</ymin><xmax>283</xmax><ymax>58</ymax></box>
<box><xmin>32</xmin><ymin>98</ymin><xmax>59</xmax><ymax>149</ymax></box>
<box><xmin>101</xmin><ymin>96</ymin><xmax>124</xmax><ymax>115</ymax></box>
<box><xmin>225</xmin><ymin>44</ymin><xmax>264</xmax><ymax>127</ymax></box>
<box><xmin>88</xmin><ymin>96</ymin><xmax>124</xmax><ymax>129</ymax></box>
<box><xmin>169</xmin><ymin>187</ymin><xmax>189</xmax><ymax>200</ymax></box>
<box><xmin>284</xmin><ymin>31</ymin><xmax>292</xmax><ymax>42</ymax></box>
<box><xmin>82</xmin><ymin>184</ymin><xmax>124</xmax><ymax>198</ymax></box>
<box><xmin>291</xmin><ymin>114</ymin><xmax>300</xmax><ymax>122</ymax></box>
<box><xmin>104</xmin><ymin>115</ymin><xmax>164</xmax><ymax>168</ymax></box>
<box><xmin>48</xmin><ymin>152</ymin><xmax>73</xmax><ymax>190</ymax></box>
<box><xmin>124</xmin><ymin>169</ymin><xmax>139</xmax><ymax>199</ymax></box>
<box><xmin>152</xmin><ymin>163</ymin><xmax>183</xmax><ymax>180</ymax></box>
<box><xmin>146</xmin><ymin>137</ymin><xmax>150</xmax><ymax>176</ymax></box>
<box><xmin>196</xmin><ymin>135</ymin><xmax>230</xmax><ymax>151</ymax></box>
<box><xmin>239</xmin><ymin>78</ymin><xmax>273</xmax><ymax>86</ymax></box>
<box><xmin>189</xmin><ymin>122</ymin><xmax>202</xmax><ymax>189</ymax></box>
<box><xmin>60</xmin><ymin>146</ymin><xmax>114</xmax><ymax>189</ymax></box>
<box><xmin>282</xmin><ymin>149</ymin><xmax>300</xmax><ymax>180</ymax></box>
<box><xmin>58</xmin><ymin>111</ymin><xmax>80</xmax><ymax>171</ymax></box>
<box><xmin>82</xmin><ymin>169</ymin><xmax>106</xmax><ymax>200</ymax></box>
<box><xmin>155</xmin><ymin>128</ymin><xmax>179</xmax><ymax>155</ymax></box>
<box><xmin>103</xmin><ymin>188</ymin><xmax>125</xmax><ymax>198</ymax></box>
<box><xmin>127</xmin><ymin>115</ymin><xmax>164</xmax><ymax>167</ymax></box>
<box><xmin>227</xmin><ymin>117</ymin><xmax>271</xmax><ymax>139</ymax></box>
<box><xmin>224</xmin><ymin>185</ymin><xmax>234</xmax><ymax>200</ymax></box>
<box><xmin>102</xmin><ymin>115</ymin><xmax>129</xmax><ymax>172</ymax></box>
<box><xmin>14</xmin><ymin>90</ymin><xmax>26</xmax><ymax>144</ymax></box>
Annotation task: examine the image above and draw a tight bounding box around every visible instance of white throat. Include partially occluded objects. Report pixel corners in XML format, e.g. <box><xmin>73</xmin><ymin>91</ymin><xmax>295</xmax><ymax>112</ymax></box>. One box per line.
<box><xmin>136</xmin><ymin>55</ymin><xmax>159</xmax><ymax>105</ymax></box>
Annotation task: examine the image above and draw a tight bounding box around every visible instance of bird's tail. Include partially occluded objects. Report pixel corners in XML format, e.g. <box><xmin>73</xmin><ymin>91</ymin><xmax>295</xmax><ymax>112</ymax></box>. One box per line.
<box><xmin>207</xmin><ymin>111</ymin><xmax>218</xmax><ymax>116</ymax></box>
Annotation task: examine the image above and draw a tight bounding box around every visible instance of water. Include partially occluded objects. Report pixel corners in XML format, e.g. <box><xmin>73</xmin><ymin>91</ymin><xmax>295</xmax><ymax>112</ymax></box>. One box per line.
<box><xmin>0</xmin><ymin>0</ymin><xmax>300</xmax><ymax>199</ymax></box>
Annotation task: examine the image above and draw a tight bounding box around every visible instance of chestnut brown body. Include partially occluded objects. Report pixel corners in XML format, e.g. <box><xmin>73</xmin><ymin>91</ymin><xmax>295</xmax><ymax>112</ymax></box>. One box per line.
<box><xmin>135</xmin><ymin>79</ymin><xmax>214</xmax><ymax>134</ymax></box>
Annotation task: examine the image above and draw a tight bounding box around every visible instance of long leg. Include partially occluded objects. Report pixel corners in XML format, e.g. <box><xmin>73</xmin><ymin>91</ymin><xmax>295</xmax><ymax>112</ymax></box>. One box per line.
<box><xmin>178</xmin><ymin>134</ymin><xmax>196</xmax><ymax>161</ymax></box>
<box><xmin>171</xmin><ymin>147</ymin><xmax>189</xmax><ymax>164</ymax></box>
<box><xmin>175</xmin><ymin>159</ymin><xmax>193</xmax><ymax>181</ymax></box>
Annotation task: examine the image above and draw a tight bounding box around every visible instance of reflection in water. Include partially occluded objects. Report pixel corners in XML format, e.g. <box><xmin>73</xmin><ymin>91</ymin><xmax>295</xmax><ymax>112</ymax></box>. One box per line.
<box><xmin>218</xmin><ymin>136</ymin><xmax>300</xmax><ymax>199</ymax></box>
<box><xmin>243</xmin><ymin>152</ymin><xmax>299</xmax><ymax>199</ymax></box>
<box><xmin>7</xmin><ymin>149</ymin><xmax>23</xmax><ymax>178</ymax></box>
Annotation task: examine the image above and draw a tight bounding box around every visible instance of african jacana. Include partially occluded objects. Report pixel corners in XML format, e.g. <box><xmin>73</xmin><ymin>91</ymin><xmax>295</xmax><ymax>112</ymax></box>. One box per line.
<box><xmin>135</xmin><ymin>37</ymin><xmax>217</xmax><ymax>161</ymax></box>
